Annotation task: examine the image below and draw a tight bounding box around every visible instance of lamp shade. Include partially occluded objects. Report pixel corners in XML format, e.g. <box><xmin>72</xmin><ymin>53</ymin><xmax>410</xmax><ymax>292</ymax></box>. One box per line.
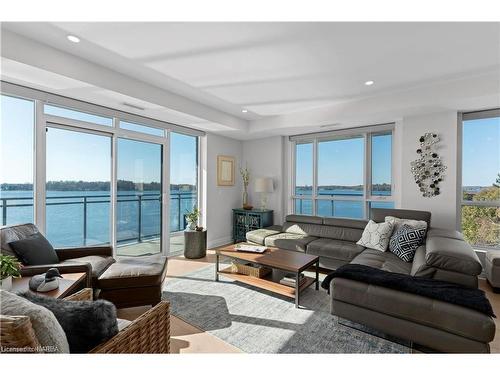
<box><xmin>254</xmin><ymin>177</ymin><xmax>274</xmax><ymax>193</ymax></box>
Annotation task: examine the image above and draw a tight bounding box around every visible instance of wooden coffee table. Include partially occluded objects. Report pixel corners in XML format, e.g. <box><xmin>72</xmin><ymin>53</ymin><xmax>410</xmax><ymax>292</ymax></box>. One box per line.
<box><xmin>215</xmin><ymin>244</ymin><xmax>320</xmax><ymax>308</ymax></box>
<box><xmin>11</xmin><ymin>272</ymin><xmax>86</xmax><ymax>299</ymax></box>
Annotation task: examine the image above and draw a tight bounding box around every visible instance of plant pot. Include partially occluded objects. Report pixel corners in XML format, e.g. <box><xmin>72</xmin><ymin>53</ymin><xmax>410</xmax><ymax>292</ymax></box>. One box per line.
<box><xmin>0</xmin><ymin>276</ymin><xmax>12</xmax><ymax>291</ymax></box>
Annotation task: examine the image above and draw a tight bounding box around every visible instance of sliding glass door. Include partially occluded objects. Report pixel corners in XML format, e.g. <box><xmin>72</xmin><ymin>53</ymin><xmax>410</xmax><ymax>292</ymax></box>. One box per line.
<box><xmin>116</xmin><ymin>138</ymin><xmax>163</xmax><ymax>256</ymax></box>
<box><xmin>45</xmin><ymin>126</ymin><xmax>111</xmax><ymax>247</ymax></box>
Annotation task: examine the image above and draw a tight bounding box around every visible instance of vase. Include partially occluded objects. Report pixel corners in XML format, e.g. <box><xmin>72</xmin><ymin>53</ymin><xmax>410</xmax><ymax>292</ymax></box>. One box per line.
<box><xmin>0</xmin><ymin>276</ymin><xmax>12</xmax><ymax>291</ymax></box>
<box><xmin>185</xmin><ymin>221</ymin><xmax>196</xmax><ymax>231</ymax></box>
<box><xmin>242</xmin><ymin>190</ymin><xmax>248</xmax><ymax>207</ymax></box>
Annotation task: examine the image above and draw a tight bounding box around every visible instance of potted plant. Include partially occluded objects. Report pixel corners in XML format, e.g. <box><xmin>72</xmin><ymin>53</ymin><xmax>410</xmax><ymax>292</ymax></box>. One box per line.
<box><xmin>185</xmin><ymin>206</ymin><xmax>201</xmax><ymax>231</ymax></box>
<box><xmin>0</xmin><ymin>254</ymin><xmax>22</xmax><ymax>291</ymax></box>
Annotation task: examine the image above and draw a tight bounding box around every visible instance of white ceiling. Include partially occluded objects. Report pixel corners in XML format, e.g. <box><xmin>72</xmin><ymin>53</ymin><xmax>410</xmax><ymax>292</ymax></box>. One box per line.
<box><xmin>1</xmin><ymin>22</ymin><xmax>500</xmax><ymax>138</ymax></box>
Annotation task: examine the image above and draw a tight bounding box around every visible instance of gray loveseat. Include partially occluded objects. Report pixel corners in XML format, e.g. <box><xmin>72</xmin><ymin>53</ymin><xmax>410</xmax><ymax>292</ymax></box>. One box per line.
<box><xmin>246</xmin><ymin>208</ymin><xmax>496</xmax><ymax>353</ymax></box>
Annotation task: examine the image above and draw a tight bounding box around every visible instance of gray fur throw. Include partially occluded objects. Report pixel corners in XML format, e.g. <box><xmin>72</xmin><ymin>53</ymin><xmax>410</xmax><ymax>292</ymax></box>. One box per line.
<box><xmin>20</xmin><ymin>291</ymin><xmax>119</xmax><ymax>353</ymax></box>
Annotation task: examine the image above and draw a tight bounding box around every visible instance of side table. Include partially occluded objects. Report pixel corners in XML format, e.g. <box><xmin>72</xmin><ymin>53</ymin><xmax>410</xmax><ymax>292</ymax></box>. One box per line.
<box><xmin>184</xmin><ymin>229</ymin><xmax>207</xmax><ymax>259</ymax></box>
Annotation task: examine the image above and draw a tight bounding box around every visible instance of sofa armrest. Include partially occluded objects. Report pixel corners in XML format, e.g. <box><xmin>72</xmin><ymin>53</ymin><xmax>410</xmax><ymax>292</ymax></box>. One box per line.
<box><xmin>425</xmin><ymin>236</ymin><xmax>482</xmax><ymax>276</ymax></box>
<box><xmin>55</xmin><ymin>246</ymin><xmax>113</xmax><ymax>261</ymax></box>
<box><xmin>20</xmin><ymin>263</ymin><xmax>92</xmax><ymax>287</ymax></box>
<box><xmin>90</xmin><ymin>301</ymin><xmax>170</xmax><ymax>354</ymax></box>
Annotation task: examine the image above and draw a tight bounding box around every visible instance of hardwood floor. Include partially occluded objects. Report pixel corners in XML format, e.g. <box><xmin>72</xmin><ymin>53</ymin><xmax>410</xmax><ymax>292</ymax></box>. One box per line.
<box><xmin>117</xmin><ymin>249</ymin><xmax>500</xmax><ymax>354</ymax></box>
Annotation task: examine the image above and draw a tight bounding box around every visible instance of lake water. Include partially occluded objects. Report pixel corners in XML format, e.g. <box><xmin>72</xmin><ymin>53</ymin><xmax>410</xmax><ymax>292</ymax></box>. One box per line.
<box><xmin>0</xmin><ymin>190</ymin><xmax>195</xmax><ymax>247</ymax></box>
<box><xmin>1</xmin><ymin>188</ymin><xmax>393</xmax><ymax>247</ymax></box>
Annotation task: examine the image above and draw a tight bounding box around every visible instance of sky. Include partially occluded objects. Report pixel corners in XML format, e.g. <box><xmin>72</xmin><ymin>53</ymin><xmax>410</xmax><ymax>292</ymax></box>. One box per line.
<box><xmin>296</xmin><ymin>134</ymin><xmax>392</xmax><ymax>187</ymax></box>
<box><xmin>1</xmin><ymin>95</ymin><xmax>198</xmax><ymax>186</ymax></box>
<box><xmin>1</xmin><ymin>94</ymin><xmax>498</xmax><ymax>188</ymax></box>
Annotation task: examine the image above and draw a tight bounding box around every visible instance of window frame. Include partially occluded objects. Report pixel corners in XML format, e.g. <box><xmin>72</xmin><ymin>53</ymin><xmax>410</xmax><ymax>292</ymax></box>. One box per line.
<box><xmin>1</xmin><ymin>81</ymin><xmax>204</xmax><ymax>256</ymax></box>
<box><xmin>457</xmin><ymin>108</ymin><xmax>500</xmax><ymax>250</ymax></box>
<box><xmin>291</xmin><ymin>124</ymin><xmax>395</xmax><ymax>219</ymax></box>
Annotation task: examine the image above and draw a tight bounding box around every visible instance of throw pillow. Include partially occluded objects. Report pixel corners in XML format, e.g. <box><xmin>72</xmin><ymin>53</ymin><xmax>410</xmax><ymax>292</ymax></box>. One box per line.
<box><xmin>8</xmin><ymin>232</ymin><xmax>59</xmax><ymax>265</ymax></box>
<box><xmin>356</xmin><ymin>220</ymin><xmax>394</xmax><ymax>252</ymax></box>
<box><xmin>20</xmin><ymin>291</ymin><xmax>118</xmax><ymax>353</ymax></box>
<box><xmin>0</xmin><ymin>290</ymin><xmax>70</xmax><ymax>353</ymax></box>
<box><xmin>389</xmin><ymin>224</ymin><xmax>427</xmax><ymax>262</ymax></box>
<box><xmin>384</xmin><ymin>216</ymin><xmax>428</xmax><ymax>233</ymax></box>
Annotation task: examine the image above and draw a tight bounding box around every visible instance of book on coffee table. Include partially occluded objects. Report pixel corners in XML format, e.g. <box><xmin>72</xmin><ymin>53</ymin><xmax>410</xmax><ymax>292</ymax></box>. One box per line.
<box><xmin>279</xmin><ymin>273</ymin><xmax>306</xmax><ymax>287</ymax></box>
<box><xmin>234</xmin><ymin>244</ymin><xmax>267</xmax><ymax>253</ymax></box>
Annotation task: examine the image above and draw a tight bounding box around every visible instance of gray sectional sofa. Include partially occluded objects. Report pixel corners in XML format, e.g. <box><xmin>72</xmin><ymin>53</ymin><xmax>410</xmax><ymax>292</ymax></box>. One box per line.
<box><xmin>246</xmin><ymin>208</ymin><xmax>496</xmax><ymax>353</ymax></box>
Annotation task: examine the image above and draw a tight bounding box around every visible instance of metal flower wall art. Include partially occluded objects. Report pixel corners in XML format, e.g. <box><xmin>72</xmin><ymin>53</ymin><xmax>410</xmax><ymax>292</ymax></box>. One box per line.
<box><xmin>410</xmin><ymin>133</ymin><xmax>447</xmax><ymax>198</ymax></box>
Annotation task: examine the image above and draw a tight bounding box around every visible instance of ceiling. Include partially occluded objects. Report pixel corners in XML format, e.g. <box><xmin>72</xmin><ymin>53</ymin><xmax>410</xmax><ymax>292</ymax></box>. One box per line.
<box><xmin>1</xmin><ymin>22</ymin><xmax>500</xmax><ymax>138</ymax></box>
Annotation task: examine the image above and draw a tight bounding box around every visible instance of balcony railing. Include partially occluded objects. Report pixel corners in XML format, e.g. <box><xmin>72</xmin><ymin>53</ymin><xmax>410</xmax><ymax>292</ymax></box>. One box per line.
<box><xmin>0</xmin><ymin>192</ymin><xmax>196</xmax><ymax>245</ymax></box>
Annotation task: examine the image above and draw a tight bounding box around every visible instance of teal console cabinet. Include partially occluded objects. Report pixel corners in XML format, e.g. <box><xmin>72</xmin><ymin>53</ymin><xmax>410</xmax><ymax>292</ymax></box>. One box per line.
<box><xmin>232</xmin><ymin>208</ymin><xmax>273</xmax><ymax>243</ymax></box>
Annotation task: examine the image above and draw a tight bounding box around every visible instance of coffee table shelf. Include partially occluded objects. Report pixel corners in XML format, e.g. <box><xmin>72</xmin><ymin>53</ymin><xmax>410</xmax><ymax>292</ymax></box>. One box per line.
<box><xmin>218</xmin><ymin>266</ymin><xmax>316</xmax><ymax>299</ymax></box>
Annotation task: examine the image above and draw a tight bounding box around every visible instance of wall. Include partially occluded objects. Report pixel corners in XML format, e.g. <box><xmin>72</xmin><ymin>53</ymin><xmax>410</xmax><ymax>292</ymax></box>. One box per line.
<box><xmin>203</xmin><ymin>133</ymin><xmax>243</xmax><ymax>248</ymax></box>
<box><xmin>242</xmin><ymin>136</ymin><xmax>285</xmax><ymax>224</ymax></box>
<box><xmin>397</xmin><ymin>111</ymin><xmax>458</xmax><ymax>230</ymax></box>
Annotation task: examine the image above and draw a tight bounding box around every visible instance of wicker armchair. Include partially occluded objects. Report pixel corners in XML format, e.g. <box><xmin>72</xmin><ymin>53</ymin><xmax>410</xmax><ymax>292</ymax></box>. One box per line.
<box><xmin>0</xmin><ymin>288</ymin><xmax>170</xmax><ymax>354</ymax></box>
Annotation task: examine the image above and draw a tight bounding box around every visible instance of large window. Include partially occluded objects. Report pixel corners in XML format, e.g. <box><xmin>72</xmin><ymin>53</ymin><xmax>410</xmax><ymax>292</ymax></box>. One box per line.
<box><xmin>1</xmin><ymin>82</ymin><xmax>203</xmax><ymax>256</ymax></box>
<box><xmin>170</xmin><ymin>132</ymin><xmax>198</xmax><ymax>232</ymax></box>
<box><xmin>0</xmin><ymin>95</ymin><xmax>35</xmax><ymax>226</ymax></box>
<box><xmin>460</xmin><ymin>110</ymin><xmax>500</xmax><ymax>250</ymax></box>
<box><xmin>46</xmin><ymin>127</ymin><xmax>111</xmax><ymax>247</ymax></box>
<box><xmin>292</xmin><ymin>126</ymin><xmax>394</xmax><ymax>219</ymax></box>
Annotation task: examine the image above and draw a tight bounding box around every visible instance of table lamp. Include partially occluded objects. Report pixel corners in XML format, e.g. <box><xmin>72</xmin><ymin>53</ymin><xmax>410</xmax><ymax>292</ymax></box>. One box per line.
<box><xmin>254</xmin><ymin>177</ymin><xmax>274</xmax><ymax>210</ymax></box>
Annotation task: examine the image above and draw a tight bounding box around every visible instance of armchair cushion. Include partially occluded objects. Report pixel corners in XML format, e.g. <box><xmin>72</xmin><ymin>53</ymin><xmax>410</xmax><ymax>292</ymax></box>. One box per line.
<box><xmin>61</xmin><ymin>255</ymin><xmax>115</xmax><ymax>279</ymax></box>
<box><xmin>21</xmin><ymin>291</ymin><xmax>118</xmax><ymax>353</ymax></box>
<box><xmin>9</xmin><ymin>232</ymin><xmax>59</xmax><ymax>266</ymax></box>
<box><xmin>1</xmin><ymin>223</ymin><xmax>39</xmax><ymax>258</ymax></box>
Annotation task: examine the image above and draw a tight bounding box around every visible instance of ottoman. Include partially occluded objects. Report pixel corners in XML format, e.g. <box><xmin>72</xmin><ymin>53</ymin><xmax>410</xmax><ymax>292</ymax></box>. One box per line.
<box><xmin>485</xmin><ymin>251</ymin><xmax>500</xmax><ymax>292</ymax></box>
<box><xmin>97</xmin><ymin>255</ymin><xmax>168</xmax><ymax>308</ymax></box>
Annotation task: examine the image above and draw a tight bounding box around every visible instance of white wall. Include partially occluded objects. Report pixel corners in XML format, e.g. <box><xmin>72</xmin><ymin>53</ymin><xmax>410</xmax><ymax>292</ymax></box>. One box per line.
<box><xmin>242</xmin><ymin>136</ymin><xmax>285</xmax><ymax>224</ymax></box>
<box><xmin>203</xmin><ymin>133</ymin><xmax>243</xmax><ymax>248</ymax></box>
<box><xmin>398</xmin><ymin>111</ymin><xmax>459</xmax><ymax>230</ymax></box>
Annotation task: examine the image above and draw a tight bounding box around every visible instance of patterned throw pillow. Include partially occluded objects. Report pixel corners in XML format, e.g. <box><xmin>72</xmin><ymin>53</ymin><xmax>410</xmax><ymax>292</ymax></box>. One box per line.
<box><xmin>356</xmin><ymin>220</ymin><xmax>394</xmax><ymax>252</ymax></box>
<box><xmin>389</xmin><ymin>224</ymin><xmax>427</xmax><ymax>262</ymax></box>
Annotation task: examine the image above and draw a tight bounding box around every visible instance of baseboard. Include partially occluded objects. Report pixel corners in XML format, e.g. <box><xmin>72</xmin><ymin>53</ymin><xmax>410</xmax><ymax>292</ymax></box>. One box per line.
<box><xmin>208</xmin><ymin>236</ymin><xmax>232</xmax><ymax>249</ymax></box>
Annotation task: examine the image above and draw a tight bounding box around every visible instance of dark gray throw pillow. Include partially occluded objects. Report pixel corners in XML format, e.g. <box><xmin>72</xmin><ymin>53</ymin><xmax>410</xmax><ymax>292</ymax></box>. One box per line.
<box><xmin>389</xmin><ymin>224</ymin><xmax>426</xmax><ymax>262</ymax></box>
<box><xmin>9</xmin><ymin>232</ymin><xmax>59</xmax><ymax>265</ymax></box>
<box><xmin>20</xmin><ymin>291</ymin><xmax>119</xmax><ymax>353</ymax></box>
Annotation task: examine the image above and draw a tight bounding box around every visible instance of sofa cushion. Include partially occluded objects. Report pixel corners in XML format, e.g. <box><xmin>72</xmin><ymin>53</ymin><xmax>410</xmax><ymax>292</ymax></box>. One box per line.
<box><xmin>356</xmin><ymin>220</ymin><xmax>394</xmax><ymax>252</ymax></box>
<box><xmin>371</xmin><ymin>208</ymin><xmax>431</xmax><ymax>228</ymax></box>
<box><xmin>61</xmin><ymin>255</ymin><xmax>115</xmax><ymax>278</ymax></box>
<box><xmin>385</xmin><ymin>216</ymin><xmax>428</xmax><ymax>232</ymax></box>
<box><xmin>0</xmin><ymin>290</ymin><xmax>70</xmax><ymax>353</ymax></box>
<box><xmin>97</xmin><ymin>255</ymin><xmax>167</xmax><ymax>289</ymax></box>
<box><xmin>9</xmin><ymin>232</ymin><xmax>59</xmax><ymax>266</ymax></box>
<box><xmin>284</xmin><ymin>214</ymin><xmax>323</xmax><ymax>225</ymax></box>
<box><xmin>425</xmin><ymin>236</ymin><xmax>482</xmax><ymax>275</ymax></box>
<box><xmin>389</xmin><ymin>225</ymin><xmax>426</xmax><ymax>262</ymax></box>
<box><xmin>246</xmin><ymin>226</ymin><xmax>282</xmax><ymax>245</ymax></box>
<box><xmin>330</xmin><ymin>278</ymin><xmax>495</xmax><ymax>343</ymax></box>
<box><xmin>307</xmin><ymin>238</ymin><xmax>365</xmax><ymax>262</ymax></box>
<box><xmin>282</xmin><ymin>217</ymin><xmax>367</xmax><ymax>242</ymax></box>
<box><xmin>351</xmin><ymin>248</ymin><xmax>412</xmax><ymax>275</ymax></box>
<box><xmin>410</xmin><ymin>245</ymin><xmax>435</xmax><ymax>277</ymax></box>
<box><xmin>21</xmin><ymin>291</ymin><xmax>118</xmax><ymax>353</ymax></box>
<box><xmin>1</xmin><ymin>223</ymin><xmax>39</xmax><ymax>258</ymax></box>
<box><xmin>427</xmin><ymin>228</ymin><xmax>464</xmax><ymax>240</ymax></box>
<box><xmin>264</xmin><ymin>233</ymin><xmax>317</xmax><ymax>252</ymax></box>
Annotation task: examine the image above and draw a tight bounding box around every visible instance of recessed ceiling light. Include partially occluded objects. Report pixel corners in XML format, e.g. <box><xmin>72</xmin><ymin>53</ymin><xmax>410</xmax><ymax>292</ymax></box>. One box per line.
<box><xmin>67</xmin><ymin>35</ymin><xmax>80</xmax><ymax>43</ymax></box>
<box><xmin>241</xmin><ymin>109</ymin><xmax>248</xmax><ymax>113</ymax></box>
<box><xmin>365</xmin><ymin>80</ymin><xmax>374</xmax><ymax>86</ymax></box>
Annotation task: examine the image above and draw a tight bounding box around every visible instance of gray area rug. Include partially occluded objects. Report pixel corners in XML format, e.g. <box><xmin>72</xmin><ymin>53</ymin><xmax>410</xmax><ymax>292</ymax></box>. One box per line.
<box><xmin>163</xmin><ymin>265</ymin><xmax>409</xmax><ymax>353</ymax></box>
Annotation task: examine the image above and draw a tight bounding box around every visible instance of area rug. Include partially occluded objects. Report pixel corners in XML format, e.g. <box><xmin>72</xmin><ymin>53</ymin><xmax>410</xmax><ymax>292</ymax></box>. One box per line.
<box><xmin>163</xmin><ymin>265</ymin><xmax>409</xmax><ymax>353</ymax></box>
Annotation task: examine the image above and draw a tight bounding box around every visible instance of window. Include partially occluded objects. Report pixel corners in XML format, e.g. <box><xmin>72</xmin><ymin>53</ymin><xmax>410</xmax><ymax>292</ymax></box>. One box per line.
<box><xmin>460</xmin><ymin>110</ymin><xmax>500</xmax><ymax>249</ymax></box>
<box><xmin>116</xmin><ymin>139</ymin><xmax>163</xmax><ymax>256</ymax></box>
<box><xmin>45</xmin><ymin>104</ymin><xmax>113</xmax><ymax>126</ymax></box>
<box><xmin>294</xmin><ymin>142</ymin><xmax>313</xmax><ymax>214</ymax></box>
<box><xmin>0</xmin><ymin>95</ymin><xmax>35</xmax><ymax>226</ymax></box>
<box><xmin>170</xmin><ymin>132</ymin><xmax>198</xmax><ymax>233</ymax></box>
<box><xmin>292</xmin><ymin>126</ymin><xmax>394</xmax><ymax>219</ymax></box>
<box><xmin>45</xmin><ymin>127</ymin><xmax>111</xmax><ymax>247</ymax></box>
<box><xmin>120</xmin><ymin>120</ymin><xmax>165</xmax><ymax>137</ymax></box>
